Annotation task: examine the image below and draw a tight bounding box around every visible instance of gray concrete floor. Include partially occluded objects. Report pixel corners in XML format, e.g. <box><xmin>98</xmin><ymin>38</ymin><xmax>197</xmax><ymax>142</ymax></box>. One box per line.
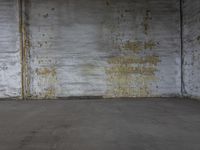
<box><xmin>0</xmin><ymin>98</ymin><xmax>200</xmax><ymax>150</ymax></box>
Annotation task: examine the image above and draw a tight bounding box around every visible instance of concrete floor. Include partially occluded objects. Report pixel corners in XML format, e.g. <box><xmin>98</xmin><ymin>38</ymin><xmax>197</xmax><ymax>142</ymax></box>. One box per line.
<box><xmin>0</xmin><ymin>98</ymin><xmax>200</xmax><ymax>150</ymax></box>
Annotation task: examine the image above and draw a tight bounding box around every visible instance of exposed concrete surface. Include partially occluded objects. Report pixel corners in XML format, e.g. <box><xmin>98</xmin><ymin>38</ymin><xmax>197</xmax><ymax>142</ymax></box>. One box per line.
<box><xmin>183</xmin><ymin>0</ymin><xmax>200</xmax><ymax>99</ymax></box>
<box><xmin>0</xmin><ymin>98</ymin><xmax>200</xmax><ymax>150</ymax></box>
<box><xmin>0</xmin><ymin>0</ymin><xmax>21</xmax><ymax>97</ymax></box>
<box><xmin>24</xmin><ymin>0</ymin><xmax>181</xmax><ymax>98</ymax></box>
<box><xmin>1</xmin><ymin>0</ymin><xmax>200</xmax><ymax>100</ymax></box>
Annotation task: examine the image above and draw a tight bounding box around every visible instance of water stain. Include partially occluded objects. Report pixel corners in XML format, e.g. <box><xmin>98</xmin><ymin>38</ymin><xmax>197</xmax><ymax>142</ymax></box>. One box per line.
<box><xmin>43</xmin><ymin>13</ymin><xmax>49</xmax><ymax>18</ymax></box>
<box><xmin>106</xmin><ymin>1</ymin><xmax>110</xmax><ymax>6</ymax></box>
<box><xmin>142</xmin><ymin>10</ymin><xmax>152</xmax><ymax>35</ymax></box>
<box><xmin>197</xmin><ymin>36</ymin><xmax>200</xmax><ymax>43</ymax></box>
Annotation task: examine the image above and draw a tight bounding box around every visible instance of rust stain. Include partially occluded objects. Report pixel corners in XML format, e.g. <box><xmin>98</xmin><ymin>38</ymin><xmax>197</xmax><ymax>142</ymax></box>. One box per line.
<box><xmin>19</xmin><ymin>0</ymin><xmax>32</xmax><ymax>99</ymax></box>
<box><xmin>123</xmin><ymin>41</ymin><xmax>143</xmax><ymax>52</ymax></box>
<box><xmin>33</xmin><ymin>87</ymin><xmax>56</xmax><ymax>99</ymax></box>
<box><xmin>112</xmin><ymin>39</ymin><xmax>157</xmax><ymax>53</ymax></box>
<box><xmin>21</xmin><ymin>19</ymin><xmax>31</xmax><ymax>99</ymax></box>
<box><xmin>103</xmin><ymin>7</ymin><xmax>158</xmax><ymax>98</ymax></box>
<box><xmin>43</xmin><ymin>87</ymin><xmax>56</xmax><ymax>99</ymax></box>
<box><xmin>144</xmin><ymin>40</ymin><xmax>156</xmax><ymax>49</ymax></box>
<box><xmin>19</xmin><ymin>0</ymin><xmax>24</xmax><ymax>99</ymax></box>
<box><xmin>35</xmin><ymin>66</ymin><xmax>58</xmax><ymax>99</ymax></box>
<box><xmin>106</xmin><ymin>66</ymin><xmax>157</xmax><ymax>75</ymax></box>
<box><xmin>36</xmin><ymin>67</ymin><xmax>56</xmax><ymax>76</ymax></box>
<box><xmin>106</xmin><ymin>55</ymin><xmax>159</xmax><ymax>98</ymax></box>
<box><xmin>108</xmin><ymin>56</ymin><xmax>160</xmax><ymax>65</ymax></box>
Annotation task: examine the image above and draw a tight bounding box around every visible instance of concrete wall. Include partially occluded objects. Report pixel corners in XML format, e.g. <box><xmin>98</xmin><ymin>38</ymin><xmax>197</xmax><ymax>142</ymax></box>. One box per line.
<box><xmin>0</xmin><ymin>0</ymin><xmax>21</xmax><ymax>98</ymax></box>
<box><xmin>0</xmin><ymin>0</ymin><xmax>182</xmax><ymax>99</ymax></box>
<box><xmin>183</xmin><ymin>0</ymin><xmax>200</xmax><ymax>99</ymax></box>
<box><xmin>23</xmin><ymin>0</ymin><xmax>181</xmax><ymax>99</ymax></box>
<box><xmin>2</xmin><ymin>0</ymin><xmax>200</xmax><ymax>100</ymax></box>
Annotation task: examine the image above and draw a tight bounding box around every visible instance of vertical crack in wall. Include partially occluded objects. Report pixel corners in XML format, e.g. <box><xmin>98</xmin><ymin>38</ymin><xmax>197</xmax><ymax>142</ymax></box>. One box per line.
<box><xmin>180</xmin><ymin>0</ymin><xmax>186</xmax><ymax>96</ymax></box>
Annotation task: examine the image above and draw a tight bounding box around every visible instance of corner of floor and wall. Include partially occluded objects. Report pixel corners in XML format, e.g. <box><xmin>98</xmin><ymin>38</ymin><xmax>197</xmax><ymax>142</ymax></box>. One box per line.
<box><xmin>0</xmin><ymin>0</ymin><xmax>199</xmax><ymax>100</ymax></box>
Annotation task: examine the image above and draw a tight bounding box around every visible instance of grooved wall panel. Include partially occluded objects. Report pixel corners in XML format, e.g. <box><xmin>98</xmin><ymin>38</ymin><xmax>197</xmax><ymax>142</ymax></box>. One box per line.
<box><xmin>0</xmin><ymin>0</ymin><xmax>21</xmax><ymax>98</ymax></box>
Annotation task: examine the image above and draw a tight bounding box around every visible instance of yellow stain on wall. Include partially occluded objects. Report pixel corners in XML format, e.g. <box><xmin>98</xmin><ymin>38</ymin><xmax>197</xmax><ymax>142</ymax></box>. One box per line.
<box><xmin>36</xmin><ymin>67</ymin><xmax>56</xmax><ymax>77</ymax></box>
<box><xmin>112</xmin><ymin>39</ymin><xmax>157</xmax><ymax>53</ymax></box>
<box><xmin>108</xmin><ymin>56</ymin><xmax>160</xmax><ymax>65</ymax></box>
<box><xmin>35</xmin><ymin>66</ymin><xmax>57</xmax><ymax>99</ymax></box>
<box><xmin>123</xmin><ymin>41</ymin><xmax>143</xmax><ymax>52</ymax></box>
<box><xmin>106</xmin><ymin>66</ymin><xmax>157</xmax><ymax>75</ymax></box>
<box><xmin>106</xmin><ymin>55</ymin><xmax>160</xmax><ymax>98</ymax></box>
<box><xmin>144</xmin><ymin>40</ymin><xmax>156</xmax><ymax>49</ymax></box>
<box><xmin>43</xmin><ymin>87</ymin><xmax>56</xmax><ymax>99</ymax></box>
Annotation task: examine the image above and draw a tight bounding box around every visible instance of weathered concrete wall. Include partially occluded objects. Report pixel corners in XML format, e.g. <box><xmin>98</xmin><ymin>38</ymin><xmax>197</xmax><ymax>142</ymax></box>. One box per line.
<box><xmin>183</xmin><ymin>0</ymin><xmax>200</xmax><ymax>99</ymax></box>
<box><xmin>0</xmin><ymin>0</ymin><xmax>21</xmax><ymax>98</ymax></box>
<box><xmin>23</xmin><ymin>0</ymin><xmax>181</xmax><ymax>99</ymax></box>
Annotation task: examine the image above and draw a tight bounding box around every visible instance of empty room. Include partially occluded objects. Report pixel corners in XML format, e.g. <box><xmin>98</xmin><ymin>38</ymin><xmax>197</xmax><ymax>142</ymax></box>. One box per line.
<box><xmin>0</xmin><ymin>0</ymin><xmax>200</xmax><ymax>149</ymax></box>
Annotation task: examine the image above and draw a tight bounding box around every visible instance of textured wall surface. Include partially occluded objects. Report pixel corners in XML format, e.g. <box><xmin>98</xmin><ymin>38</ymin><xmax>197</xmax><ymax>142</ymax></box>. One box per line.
<box><xmin>23</xmin><ymin>0</ymin><xmax>181</xmax><ymax>99</ymax></box>
<box><xmin>0</xmin><ymin>0</ymin><xmax>21</xmax><ymax>98</ymax></box>
<box><xmin>183</xmin><ymin>0</ymin><xmax>200</xmax><ymax>98</ymax></box>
